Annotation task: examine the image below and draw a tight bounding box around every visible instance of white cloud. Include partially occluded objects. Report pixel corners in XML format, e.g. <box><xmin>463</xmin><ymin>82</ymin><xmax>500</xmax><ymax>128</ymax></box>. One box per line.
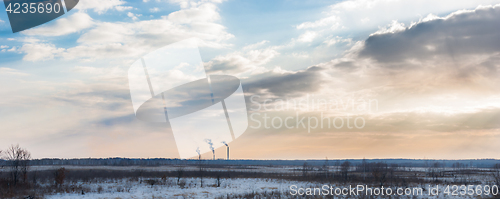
<box><xmin>360</xmin><ymin>17</ymin><xmax>370</xmax><ymax>23</ymax></box>
<box><xmin>248</xmin><ymin>3</ymin><xmax>500</xmax><ymax>121</ymax></box>
<box><xmin>296</xmin><ymin>0</ymin><xmax>500</xmax><ymax>34</ymax></box>
<box><xmin>0</xmin><ymin>68</ymin><xmax>29</xmax><ymax>76</ymax></box>
<box><xmin>291</xmin><ymin>52</ymin><xmax>309</xmax><ymax>58</ymax></box>
<box><xmin>22</xmin><ymin>12</ymin><xmax>94</xmax><ymax>36</ymax></box>
<box><xmin>7</xmin><ymin>47</ymin><xmax>17</xmax><ymax>52</ymax></box>
<box><xmin>324</xmin><ymin>36</ymin><xmax>353</xmax><ymax>46</ymax></box>
<box><xmin>16</xmin><ymin>2</ymin><xmax>233</xmax><ymax>62</ymax></box>
<box><xmin>205</xmin><ymin>48</ymin><xmax>279</xmax><ymax>76</ymax></box>
<box><xmin>65</xmin><ymin>3</ymin><xmax>231</xmax><ymax>60</ymax></box>
<box><xmin>21</xmin><ymin>37</ymin><xmax>41</xmax><ymax>43</ymax></box>
<box><xmin>150</xmin><ymin>7</ymin><xmax>160</xmax><ymax>12</ymax></box>
<box><xmin>20</xmin><ymin>43</ymin><xmax>64</xmax><ymax>61</ymax></box>
<box><xmin>76</xmin><ymin>0</ymin><xmax>127</xmax><ymax>14</ymax></box>
<box><xmin>370</xmin><ymin>20</ymin><xmax>406</xmax><ymax>36</ymax></box>
<box><xmin>116</xmin><ymin>6</ymin><xmax>133</xmax><ymax>11</ymax></box>
<box><xmin>242</xmin><ymin>40</ymin><xmax>269</xmax><ymax>50</ymax></box>
<box><xmin>288</xmin><ymin>0</ymin><xmax>500</xmax><ymax>67</ymax></box>
<box><xmin>0</xmin><ymin>45</ymin><xmax>8</xmax><ymax>49</ymax></box>
<box><xmin>127</xmin><ymin>12</ymin><xmax>141</xmax><ymax>21</ymax></box>
<box><xmin>296</xmin><ymin>15</ymin><xmax>341</xmax><ymax>30</ymax></box>
<box><xmin>61</xmin><ymin>43</ymin><xmax>143</xmax><ymax>60</ymax></box>
<box><xmin>166</xmin><ymin>3</ymin><xmax>220</xmax><ymax>23</ymax></box>
<box><xmin>168</xmin><ymin>0</ymin><xmax>226</xmax><ymax>9</ymax></box>
<box><xmin>0</xmin><ymin>19</ymin><xmax>4</xmax><ymax>23</ymax></box>
<box><xmin>297</xmin><ymin>31</ymin><xmax>317</xmax><ymax>42</ymax></box>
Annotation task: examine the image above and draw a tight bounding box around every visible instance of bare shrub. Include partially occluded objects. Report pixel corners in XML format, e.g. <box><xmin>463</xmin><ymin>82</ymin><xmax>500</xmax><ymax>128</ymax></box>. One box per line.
<box><xmin>145</xmin><ymin>179</ymin><xmax>159</xmax><ymax>187</ymax></box>
<box><xmin>54</xmin><ymin>167</ymin><xmax>66</xmax><ymax>186</ymax></box>
<box><xmin>3</xmin><ymin>144</ymin><xmax>31</xmax><ymax>185</ymax></box>
<box><xmin>97</xmin><ymin>185</ymin><xmax>103</xmax><ymax>193</ymax></box>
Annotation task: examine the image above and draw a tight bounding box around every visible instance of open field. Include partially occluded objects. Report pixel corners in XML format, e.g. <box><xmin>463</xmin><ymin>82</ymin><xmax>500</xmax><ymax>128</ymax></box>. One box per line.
<box><xmin>1</xmin><ymin>160</ymin><xmax>500</xmax><ymax>198</ymax></box>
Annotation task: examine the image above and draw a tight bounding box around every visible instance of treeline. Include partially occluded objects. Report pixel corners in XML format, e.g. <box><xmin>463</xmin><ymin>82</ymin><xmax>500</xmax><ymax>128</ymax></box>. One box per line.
<box><xmin>1</xmin><ymin>158</ymin><xmax>500</xmax><ymax>168</ymax></box>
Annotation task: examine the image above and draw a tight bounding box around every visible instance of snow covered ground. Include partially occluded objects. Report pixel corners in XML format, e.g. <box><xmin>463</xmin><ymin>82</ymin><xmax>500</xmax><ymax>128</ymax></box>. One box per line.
<box><xmin>43</xmin><ymin>177</ymin><xmax>499</xmax><ymax>199</ymax></box>
<box><xmin>45</xmin><ymin>177</ymin><xmax>315</xmax><ymax>199</ymax></box>
<box><xmin>6</xmin><ymin>165</ymin><xmax>496</xmax><ymax>198</ymax></box>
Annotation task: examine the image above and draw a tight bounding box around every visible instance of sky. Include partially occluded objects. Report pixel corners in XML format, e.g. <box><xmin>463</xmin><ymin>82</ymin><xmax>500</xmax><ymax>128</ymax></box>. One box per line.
<box><xmin>1</xmin><ymin>0</ymin><xmax>500</xmax><ymax>159</ymax></box>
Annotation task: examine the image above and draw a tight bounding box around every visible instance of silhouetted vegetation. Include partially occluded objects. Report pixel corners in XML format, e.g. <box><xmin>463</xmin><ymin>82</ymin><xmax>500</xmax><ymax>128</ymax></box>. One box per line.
<box><xmin>1</xmin><ymin>147</ymin><xmax>500</xmax><ymax>198</ymax></box>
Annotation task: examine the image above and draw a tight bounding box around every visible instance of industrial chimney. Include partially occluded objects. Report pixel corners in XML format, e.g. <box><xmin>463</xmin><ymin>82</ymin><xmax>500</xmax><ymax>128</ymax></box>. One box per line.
<box><xmin>222</xmin><ymin>141</ymin><xmax>229</xmax><ymax>160</ymax></box>
<box><xmin>205</xmin><ymin>139</ymin><xmax>215</xmax><ymax>160</ymax></box>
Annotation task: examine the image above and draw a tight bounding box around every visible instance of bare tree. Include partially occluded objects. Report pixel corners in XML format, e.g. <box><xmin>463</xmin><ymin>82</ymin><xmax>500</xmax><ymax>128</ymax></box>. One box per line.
<box><xmin>323</xmin><ymin>157</ymin><xmax>330</xmax><ymax>181</ymax></box>
<box><xmin>198</xmin><ymin>159</ymin><xmax>204</xmax><ymax>187</ymax></box>
<box><xmin>358</xmin><ymin>158</ymin><xmax>368</xmax><ymax>181</ymax></box>
<box><xmin>3</xmin><ymin>144</ymin><xmax>31</xmax><ymax>185</ymax></box>
<box><xmin>340</xmin><ymin>161</ymin><xmax>351</xmax><ymax>181</ymax></box>
<box><xmin>491</xmin><ymin>164</ymin><xmax>500</xmax><ymax>187</ymax></box>
<box><xmin>372</xmin><ymin>162</ymin><xmax>389</xmax><ymax>186</ymax></box>
<box><xmin>302</xmin><ymin>162</ymin><xmax>308</xmax><ymax>177</ymax></box>
<box><xmin>216</xmin><ymin>173</ymin><xmax>221</xmax><ymax>187</ymax></box>
<box><xmin>176</xmin><ymin>166</ymin><xmax>184</xmax><ymax>185</ymax></box>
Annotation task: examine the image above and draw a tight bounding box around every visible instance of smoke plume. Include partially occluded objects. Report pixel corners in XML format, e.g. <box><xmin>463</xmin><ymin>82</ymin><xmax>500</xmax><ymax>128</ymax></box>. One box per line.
<box><xmin>205</xmin><ymin>139</ymin><xmax>214</xmax><ymax>152</ymax></box>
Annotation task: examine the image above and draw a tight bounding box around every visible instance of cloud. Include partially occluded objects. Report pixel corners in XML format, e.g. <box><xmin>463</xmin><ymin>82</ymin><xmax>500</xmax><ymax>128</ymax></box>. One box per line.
<box><xmin>0</xmin><ymin>62</ymin><xmax>182</xmax><ymax>158</ymax></box>
<box><xmin>127</xmin><ymin>12</ymin><xmax>142</xmax><ymax>21</ymax></box>
<box><xmin>293</xmin><ymin>0</ymin><xmax>500</xmax><ymax>47</ymax></box>
<box><xmin>242</xmin><ymin>40</ymin><xmax>269</xmax><ymax>50</ymax></box>
<box><xmin>22</xmin><ymin>12</ymin><xmax>94</xmax><ymax>36</ymax></box>
<box><xmin>75</xmin><ymin>0</ymin><xmax>128</xmax><ymax>14</ymax></box>
<box><xmin>20</xmin><ymin>42</ymin><xmax>65</xmax><ymax>61</ymax></box>
<box><xmin>241</xmin><ymin>3</ymin><xmax>500</xmax><ymax>137</ymax></box>
<box><xmin>150</xmin><ymin>7</ymin><xmax>160</xmax><ymax>12</ymax></box>
<box><xmin>212</xmin><ymin>4</ymin><xmax>500</xmax><ymax>111</ymax></box>
<box><xmin>296</xmin><ymin>15</ymin><xmax>341</xmax><ymax>30</ymax></box>
<box><xmin>243</xmin><ymin>66</ymin><xmax>326</xmax><ymax>98</ymax></box>
<box><xmin>7</xmin><ymin>47</ymin><xmax>17</xmax><ymax>52</ymax></box>
<box><xmin>297</xmin><ymin>31</ymin><xmax>317</xmax><ymax>43</ymax></box>
<box><xmin>298</xmin><ymin>0</ymin><xmax>500</xmax><ymax>32</ymax></box>
<box><xmin>335</xmin><ymin>5</ymin><xmax>500</xmax><ymax>116</ymax></box>
<box><xmin>205</xmin><ymin>48</ymin><xmax>279</xmax><ymax>76</ymax></box>
<box><xmin>168</xmin><ymin>0</ymin><xmax>226</xmax><ymax>9</ymax></box>
<box><xmin>22</xmin><ymin>3</ymin><xmax>232</xmax><ymax>62</ymax></box>
<box><xmin>369</xmin><ymin>20</ymin><xmax>406</xmax><ymax>35</ymax></box>
<box><xmin>361</xmin><ymin>108</ymin><xmax>500</xmax><ymax>133</ymax></box>
<box><xmin>324</xmin><ymin>36</ymin><xmax>353</xmax><ymax>46</ymax></box>
<box><xmin>6</xmin><ymin>1</ymin><xmax>500</xmax><ymax>159</ymax></box>
<box><xmin>360</xmin><ymin>5</ymin><xmax>500</xmax><ymax>64</ymax></box>
<box><xmin>0</xmin><ymin>68</ymin><xmax>29</xmax><ymax>76</ymax></box>
<box><xmin>116</xmin><ymin>6</ymin><xmax>133</xmax><ymax>12</ymax></box>
<box><xmin>166</xmin><ymin>3</ymin><xmax>221</xmax><ymax>24</ymax></box>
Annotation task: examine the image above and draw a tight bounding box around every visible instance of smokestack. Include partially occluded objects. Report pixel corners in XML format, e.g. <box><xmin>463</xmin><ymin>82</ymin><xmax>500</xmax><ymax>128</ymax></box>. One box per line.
<box><xmin>196</xmin><ymin>147</ymin><xmax>201</xmax><ymax>160</ymax></box>
<box><xmin>205</xmin><ymin>139</ymin><xmax>214</xmax><ymax>160</ymax></box>
<box><xmin>222</xmin><ymin>141</ymin><xmax>229</xmax><ymax>160</ymax></box>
